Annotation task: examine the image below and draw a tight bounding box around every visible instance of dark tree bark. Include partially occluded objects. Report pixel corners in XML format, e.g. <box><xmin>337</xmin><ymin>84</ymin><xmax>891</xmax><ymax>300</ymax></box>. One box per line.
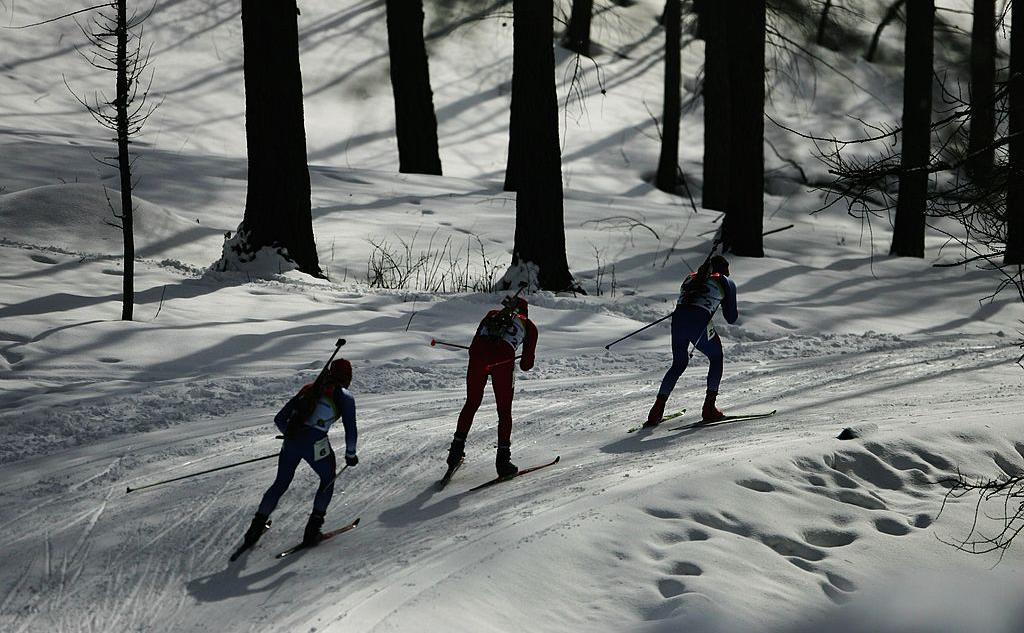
<box><xmin>506</xmin><ymin>0</ymin><xmax>576</xmax><ymax>291</ymax></box>
<box><xmin>238</xmin><ymin>0</ymin><xmax>321</xmax><ymax>277</ymax></box>
<box><xmin>562</xmin><ymin>0</ymin><xmax>594</xmax><ymax>57</ymax></box>
<box><xmin>386</xmin><ymin>0</ymin><xmax>442</xmax><ymax>175</ymax></box>
<box><xmin>890</xmin><ymin>0</ymin><xmax>934</xmax><ymax>258</ymax></box>
<box><xmin>720</xmin><ymin>0</ymin><xmax>765</xmax><ymax>257</ymax></box>
<box><xmin>967</xmin><ymin>0</ymin><xmax>996</xmax><ymax>181</ymax></box>
<box><xmin>114</xmin><ymin>0</ymin><xmax>133</xmax><ymax>320</ymax></box>
<box><xmin>701</xmin><ymin>0</ymin><xmax>730</xmax><ymax>211</ymax></box>
<box><xmin>655</xmin><ymin>0</ymin><xmax>681</xmax><ymax>193</ymax></box>
<box><xmin>865</xmin><ymin>0</ymin><xmax>906</xmax><ymax>62</ymax></box>
<box><xmin>1007</xmin><ymin>0</ymin><xmax>1024</xmax><ymax>265</ymax></box>
<box><xmin>692</xmin><ymin>0</ymin><xmax>705</xmax><ymax>40</ymax></box>
<box><xmin>816</xmin><ymin>0</ymin><xmax>833</xmax><ymax>47</ymax></box>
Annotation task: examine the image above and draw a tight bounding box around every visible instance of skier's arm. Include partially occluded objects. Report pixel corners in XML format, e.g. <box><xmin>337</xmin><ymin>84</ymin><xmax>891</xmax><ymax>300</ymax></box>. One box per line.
<box><xmin>722</xmin><ymin>278</ymin><xmax>739</xmax><ymax>324</ymax></box>
<box><xmin>520</xmin><ymin>318</ymin><xmax>538</xmax><ymax>371</ymax></box>
<box><xmin>338</xmin><ymin>389</ymin><xmax>357</xmax><ymax>459</ymax></box>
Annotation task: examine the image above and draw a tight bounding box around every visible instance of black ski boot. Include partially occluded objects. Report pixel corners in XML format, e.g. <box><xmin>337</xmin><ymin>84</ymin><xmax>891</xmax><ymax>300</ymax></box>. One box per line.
<box><xmin>243</xmin><ymin>512</ymin><xmax>270</xmax><ymax>547</ymax></box>
<box><xmin>495</xmin><ymin>443</ymin><xmax>518</xmax><ymax>478</ymax></box>
<box><xmin>303</xmin><ymin>509</ymin><xmax>326</xmax><ymax>547</ymax></box>
<box><xmin>447</xmin><ymin>432</ymin><xmax>466</xmax><ymax>468</ymax></box>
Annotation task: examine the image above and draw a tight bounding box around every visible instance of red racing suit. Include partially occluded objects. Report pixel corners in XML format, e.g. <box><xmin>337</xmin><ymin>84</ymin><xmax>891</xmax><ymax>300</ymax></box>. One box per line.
<box><xmin>455</xmin><ymin>310</ymin><xmax>538</xmax><ymax>444</ymax></box>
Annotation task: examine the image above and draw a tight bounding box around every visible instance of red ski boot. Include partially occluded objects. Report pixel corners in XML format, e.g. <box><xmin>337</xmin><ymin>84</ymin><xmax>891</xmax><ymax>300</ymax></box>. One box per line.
<box><xmin>701</xmin><ymin>390</ymin><xmax>725</xmax><ymax>422</ymax></box>
<box><xmin>645</xmin><ymin>394</ymin><xmax>668</xmax><ymax>427</ymax></box>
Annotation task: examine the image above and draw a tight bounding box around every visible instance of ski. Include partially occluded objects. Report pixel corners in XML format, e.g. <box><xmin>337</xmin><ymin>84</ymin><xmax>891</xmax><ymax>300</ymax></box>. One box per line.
<box><xmin>670</xmin><ymin>409</ymin><xmax>777</xmax><ymax>432</ymax></box>
<box><xmin>229</xmin><ymin>519</ymin><xmax>272</xmax><ymax>562</ymax></box>
<box><xmin>437</xmin><ymin>458</ymin><xmax>465</xmax><ymax>490</ymax></box>
<box><xmin>275</xmin><ymin>517</ymin><xmax>361</xmax><ymax>559</ymax></box>
<box><xmin>627</xmin><ymin>409</ymin><xmax>686</xmax><ymax>434</ymax></box>
<box><xmin>468</xmin><ymin>456</ymin><xmax>561</xmax><ymax>492</ymax></box>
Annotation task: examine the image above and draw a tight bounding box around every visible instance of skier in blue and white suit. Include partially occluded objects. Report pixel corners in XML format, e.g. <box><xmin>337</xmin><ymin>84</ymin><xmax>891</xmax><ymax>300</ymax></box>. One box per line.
<box><xmin>242</xmin><ymin>359</ymin><xmax>358</xmax><ymax>549</ymax></box>
<box><xmin>646</xmin><ymin>255</ymin><xmax>738</xmax><ymax>426</ymax></box>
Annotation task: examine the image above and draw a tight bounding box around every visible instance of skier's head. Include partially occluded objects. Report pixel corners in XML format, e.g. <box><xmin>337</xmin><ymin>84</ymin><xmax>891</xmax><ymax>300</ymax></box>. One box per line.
<box><xmin>710</xmin><ymin>255</ymin><xmax>730</xmax><ymax>277</ymax></box>
<box><xmin>328</xmin><ymin>358</ymin><xmax>352</xmax><ymax>387</ymax></box>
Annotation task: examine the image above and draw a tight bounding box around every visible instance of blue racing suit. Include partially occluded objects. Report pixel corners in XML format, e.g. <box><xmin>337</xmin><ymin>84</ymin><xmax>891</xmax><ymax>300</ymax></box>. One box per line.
<box><xmin>257</xmin><ymin>383</ymin><xmax>357</xmax><ymax>516</ymax></box>
<box><xmin>657</xmin><ymin>272</ymin><xmax>738</xmax><ymax>397</ymax></box>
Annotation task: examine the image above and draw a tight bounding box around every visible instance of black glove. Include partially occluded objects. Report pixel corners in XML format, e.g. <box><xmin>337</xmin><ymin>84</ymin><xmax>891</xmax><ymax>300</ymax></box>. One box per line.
<box><xmin>345</xmin><ymin>453</ymin><xmax>359</xmax><ymax>467</ymax></box>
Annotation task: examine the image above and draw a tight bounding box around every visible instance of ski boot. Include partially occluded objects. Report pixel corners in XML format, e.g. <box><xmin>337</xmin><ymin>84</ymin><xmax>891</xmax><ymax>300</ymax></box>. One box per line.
<box><xmin>495</xmin><ymin>442</ymin><xmax>518</xmax><ymax>478</ymax></box>
<box><xmin>644</xmin><ymin>394</ymin><xmax>668</xmax><ymax>427</ymax></box>
<box><xmin>303</xmin><ymin>509</ymin><xmax>326</xmax><ymax>547</ymax></box>
<box><xmin>447</xmin><ymin>432</ymin><xmax>466</xmax><ymax>468</ymax></box>
<box><xmin>701</xmin><ymin>389</ymin><xmax>725</xmax><ymax>423</ymax></box>
<box><xmin>243</xmin><ymin>512</ymin><xmax>271</xmax><ymax>547</ymax></box>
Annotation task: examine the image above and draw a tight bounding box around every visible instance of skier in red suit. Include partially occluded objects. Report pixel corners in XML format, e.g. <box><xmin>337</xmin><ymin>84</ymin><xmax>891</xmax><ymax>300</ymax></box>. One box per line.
<box><xmin>447</xmin><ymin>296</ymin><xmax>538</xmax><ymax>477</ymax></box>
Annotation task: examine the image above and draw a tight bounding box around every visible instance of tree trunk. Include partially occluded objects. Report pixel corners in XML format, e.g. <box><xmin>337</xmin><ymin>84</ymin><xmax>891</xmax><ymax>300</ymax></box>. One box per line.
<box><xmin>507</xmin><ymin>0</ymin><xmax>576</xmax><ymax>291</ymax></box>
<box><xmin>865</xmin><ymin>0</ymin><xmax>906</xmax><ymax>63</ymax></box>
<box><xmin>238</xmin><ymin>0</ymin><xmax>321</xmax><ymax>277</ymax></box>
<box><xmin>701</xmin><ymin>0</ymin><xmax>730</xmax><ymax>211</ymax></box>
<box><xmin>890</xmin><ymin>0</ymin><xmax>934</xmax><ymax>258</ymax></box>
<box><xmin>720</xmin><ymin>0</ymin><xmax>765</xmax><ymax>257</ymax></box>
<box><xmin>692</xmin><ymin>0</ymin><xmax>705</xmax><ymax>40</ymax></box>
<box><xmin>1006</xmin><ymin>0</ymin><xmax>1024</xmax><ymax>265</ymax></box>
<box><xmin>967</xmin><ymin>0</ymin><xmax>996</xmax><ymax>181</ymax></box>
<box><xmin>115</xmin><ymin>0</ymin><xmax>133</xmax><ymax>320</ymax></box>
<box><xmin>562</xmin><ymin>0</ymin><xmax>594</xmax><ymax>57</ymax></box>
<box><xmin>655</xmin><ymin>0</ymin><xmax>681</xmax><ymax>193</ymax></box>
<box><xmin>386</xmin><ymin>0</ymin><xmax>442</xmax><ymax>175</ymax></box>
<box><xmin>816</xmin><ymin>0</ymin><xmax>833</xmax><ymax>47</ymax></box>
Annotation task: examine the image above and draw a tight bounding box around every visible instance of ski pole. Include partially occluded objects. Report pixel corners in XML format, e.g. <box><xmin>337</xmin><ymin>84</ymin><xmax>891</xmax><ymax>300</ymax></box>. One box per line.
<box><xmin>431</xmin><ymin>338</ymin><xmax>470</xmax><ymax>350</ymax></box>
<box><xmin>126</xmin><ymin>452</ymin><xmax>279</xmax><ymax>494</ymax></box>
<box><xmin>605</xmin><ymin>312</ymin><xmax>673</xmax><ymax>350</ymax></box>
<box><xmin>485</xmin><ymin>355</ymin><xmax>522</xmax><ymax>371</ymax></box>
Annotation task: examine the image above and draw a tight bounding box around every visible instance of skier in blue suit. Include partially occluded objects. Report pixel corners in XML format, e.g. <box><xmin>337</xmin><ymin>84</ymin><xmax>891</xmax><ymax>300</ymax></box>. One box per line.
<box><xmin>646</xmin><ymin>255</ymin><xmax>738</xmax><ymax>426</ymax></box>
<box><xmin>242</xmin><ymin>359</ymin><xmax>358</xmax><ymax>549</ymax></box>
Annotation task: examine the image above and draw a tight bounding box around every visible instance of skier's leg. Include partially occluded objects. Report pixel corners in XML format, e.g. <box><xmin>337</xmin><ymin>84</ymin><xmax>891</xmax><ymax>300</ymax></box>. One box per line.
<box><xmin>307</xmin><ymin>447</ymin><xmax>338</xmax><ymax>514</ymax></box>
<box><xmin>656</xmin><ymin>312</ymin><xmax>691</xmax><ymax>397</ymax></box>
<box><xmin>455</xmin><ymin>356</ymin><xmax>488</xmax><ymax>437</ymax></box>
<box><xmin>491</xmin><ymin>362</ymin><xmax>514</xmax><ymax>446</ymax></box>
<box><xmin>256</xmin><ymin>440</ymin><xmax>303</xmax><ymax>517</ymax></box>
<box><xmin>491</xmin><ymin>362</ymin><xmax>518</xmax><ymax>476</ymax></box>
<box><xmin>696</xmin><ymin>333</ymin><xmax>725</xmax><ymax>420</ymax></box>
<box><xmin>695</xmin><ymin>332</ymin><xmax>724</xmax><ymax>392</ymax></box>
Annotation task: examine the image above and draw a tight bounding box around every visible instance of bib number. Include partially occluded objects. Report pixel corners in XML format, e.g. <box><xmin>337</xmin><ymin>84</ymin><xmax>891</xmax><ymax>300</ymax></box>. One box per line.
<box><xmin>313</xmin><ymin>437</ymin><xmax>332</xmax><ymax>461</ymax></box>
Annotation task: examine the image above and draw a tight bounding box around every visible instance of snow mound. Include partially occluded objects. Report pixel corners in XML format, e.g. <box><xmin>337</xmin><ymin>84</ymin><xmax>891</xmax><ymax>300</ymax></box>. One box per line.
<box><xmin>0</xmin><ymin>184</ymin><xmax>221</xmax><ymax>260</ymax></box>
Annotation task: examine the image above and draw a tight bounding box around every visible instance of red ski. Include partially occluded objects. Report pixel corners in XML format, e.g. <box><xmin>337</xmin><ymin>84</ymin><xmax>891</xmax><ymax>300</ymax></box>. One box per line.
<box><xmin>468</xmin><ymin>456</ymin><xmax>561</xmax><ymax>492</ymax></box>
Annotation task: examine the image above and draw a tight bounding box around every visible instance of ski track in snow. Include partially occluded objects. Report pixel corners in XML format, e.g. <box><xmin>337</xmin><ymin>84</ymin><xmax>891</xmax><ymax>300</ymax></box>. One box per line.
<box><xmin>1</xmin><ymin>335</ymin><xmax>1021</xmax><ymax>631</ymax></box>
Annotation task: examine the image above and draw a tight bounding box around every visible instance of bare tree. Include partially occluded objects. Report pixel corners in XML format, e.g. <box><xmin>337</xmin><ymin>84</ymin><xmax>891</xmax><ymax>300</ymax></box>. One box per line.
<box><xmin>890</xmin><ymin>0</ymin><xmax>934</xmax><ymax>258</ymax></box>
<box><xmin>701</xmin><ymin>0</ymin><xmax>730</xmax><ymax>211</ymax></box>
<box><xmin>562</xmin><ymin>0</ymin><xmax>594</xmax><ymax>57</ymax></box>
<box><xmin>967</xmin><ymin>0</ymin><xmax>997</xmax><ymax>181</ymax></box>
<box><xmin>386</xmin><ymin>0</ymin><xmax>442</xmax><ymax>175</ymax></box>
<box><xmin>655</xmin><ymin>0</ymin><xmax>682</xmax><ymax>194</ymax></box>
<box><xmin>68</xmin><ymin>0</ymin><xmax>156</xmax><ymax>321</ymax></box>
<box><xmin>815</xmin><ymin>0</ymin><xmax>833</xmax><ymax>47</ymax></box>
<box><xmin>503</xmin><ymin>0</ymin><xmax>579</xmax><ymax>292</ymax></box>
<box><xmin>941</xmin><ymin>472</ymin><xmax>1024</xmax><ymax>557</ymax></box>
<box><xmin>1007</xmin><ymin>0</ymin><xmax>1024</xmax><ymax>266</ymax></box>
<box><xmin>865</xmin><ymin>0</ymin><xmax>905</xmax><ymax>63</ymax></box>
<box><xmin>221</xmin><ymin>0</ymin><xmax>322</xmax><ymax>277</ymax></box>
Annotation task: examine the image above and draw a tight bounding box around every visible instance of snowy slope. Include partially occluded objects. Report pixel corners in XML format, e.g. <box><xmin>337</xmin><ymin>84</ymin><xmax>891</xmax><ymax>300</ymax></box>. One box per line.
<box><xmin>2</xmin><ymin>0</ymin><xmax>1024</xmax><ymax>632</ymax></box>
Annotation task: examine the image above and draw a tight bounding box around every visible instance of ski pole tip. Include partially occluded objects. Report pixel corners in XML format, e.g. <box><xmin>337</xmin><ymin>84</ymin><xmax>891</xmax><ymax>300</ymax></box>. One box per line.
<box><xmin>336</xmin><ymin>338</ymin><xmax>346</xmax><ymax>347</ymax></box>
<box><xmin>125</xmin><ymin>486</ymin><xmax>133</xmax><ymax>494</ymax></box>
<box><xmin>430</xmin><ymin>339</ymin><xmax>436</xmax><ymax>346</ymax></box>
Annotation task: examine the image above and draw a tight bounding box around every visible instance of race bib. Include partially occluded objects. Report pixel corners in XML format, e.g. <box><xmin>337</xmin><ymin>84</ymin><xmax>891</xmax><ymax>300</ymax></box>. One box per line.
<box><xmin>313</xmin><ymin>437</ymin><xmax>332</xmax><ymax>461</ymax></box>
<box><xmin>706</xmin><ymin>322</ymin><xmax>717</xmax><ymax>340</ymax></box>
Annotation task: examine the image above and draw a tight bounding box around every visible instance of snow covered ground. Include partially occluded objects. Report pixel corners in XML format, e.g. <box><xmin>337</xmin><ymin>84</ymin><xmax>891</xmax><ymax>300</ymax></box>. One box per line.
<box><xmin>2</xmin><ymin>0</ymin><xmax>1023</xmax><ymax>631</ymax></box>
